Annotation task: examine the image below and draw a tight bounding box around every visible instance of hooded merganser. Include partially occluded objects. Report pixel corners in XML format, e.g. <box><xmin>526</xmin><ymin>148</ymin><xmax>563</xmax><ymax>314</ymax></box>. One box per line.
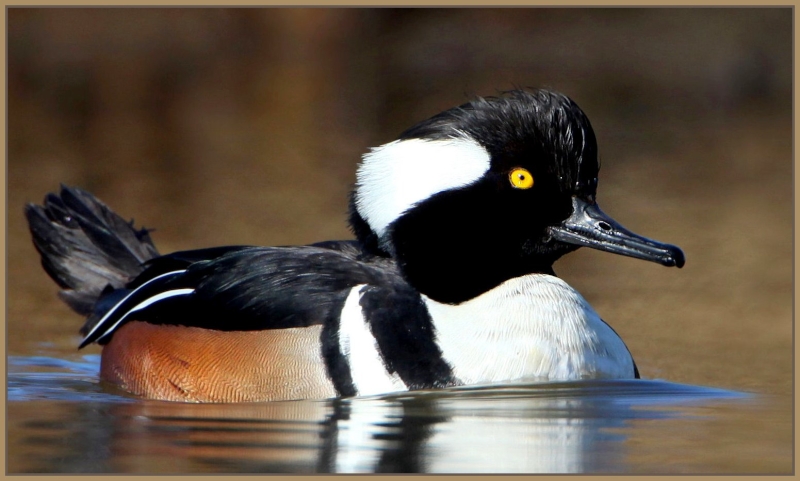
<box><xmin>26</xmin><ymin>89</ymin><xmax>685</xmax><ymax>403</ymax></box>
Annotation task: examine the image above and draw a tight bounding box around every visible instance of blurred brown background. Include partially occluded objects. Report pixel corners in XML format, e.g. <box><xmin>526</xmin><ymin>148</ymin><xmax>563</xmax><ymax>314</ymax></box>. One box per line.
<box><xmin>8</xmin><ymin>8</ymin><xmax>792</xmax><ymax>397</ymax></box>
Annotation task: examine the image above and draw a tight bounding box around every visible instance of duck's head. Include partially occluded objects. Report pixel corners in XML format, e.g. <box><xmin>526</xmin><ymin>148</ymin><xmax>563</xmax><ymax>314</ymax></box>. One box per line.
<box><xmin>349</xmin><ymin>89</ymin><xmax>684</xmax><ymax>304</ymax></box>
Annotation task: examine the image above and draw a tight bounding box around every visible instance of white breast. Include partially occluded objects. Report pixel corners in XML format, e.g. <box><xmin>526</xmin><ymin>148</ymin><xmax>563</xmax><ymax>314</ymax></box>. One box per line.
<box><xmin>423</xmin><ymin>274</ymin><xmax>635</xmax><ymax>384</ymax></box>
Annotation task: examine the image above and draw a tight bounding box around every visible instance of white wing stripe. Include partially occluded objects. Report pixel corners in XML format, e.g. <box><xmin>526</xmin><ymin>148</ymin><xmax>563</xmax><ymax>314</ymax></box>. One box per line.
<box><xmin>81</xmin><ymin>269</ymin><xmax>187</xmax><ymax>343</ymax></box>
<box><xmin>95</xmin><ymin>288</ymin><xmax>195</xmax><ymax>343</ymax></box>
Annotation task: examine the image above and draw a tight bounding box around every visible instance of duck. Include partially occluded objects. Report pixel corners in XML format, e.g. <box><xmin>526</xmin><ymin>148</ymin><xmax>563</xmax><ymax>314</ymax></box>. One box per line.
<box><xmin>25</xmin><ymin>89</ymin><xmax>685</xmax><ymax>403</ymax></box>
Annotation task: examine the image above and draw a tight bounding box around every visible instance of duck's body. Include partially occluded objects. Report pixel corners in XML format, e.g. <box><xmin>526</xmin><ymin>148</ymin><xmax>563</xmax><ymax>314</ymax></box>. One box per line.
<box><xmin>26</xmin><ymin>89</ymin><xmax>683</xmax><ymax>402</ymax></box>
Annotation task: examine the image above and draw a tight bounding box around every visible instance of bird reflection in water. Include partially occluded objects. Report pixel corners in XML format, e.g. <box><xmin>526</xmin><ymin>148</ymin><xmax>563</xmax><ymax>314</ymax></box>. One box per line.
<box><xmin>98</xmin><ymin>381</ymin><xmax>687</xmax><ymax>473</ymax></box>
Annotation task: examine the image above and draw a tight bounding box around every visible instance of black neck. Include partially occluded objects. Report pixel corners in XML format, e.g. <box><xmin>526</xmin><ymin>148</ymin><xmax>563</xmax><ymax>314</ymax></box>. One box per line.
<box><xmin>387</xmin><ymin>184</ymin><xmax>574</xmax><ymax>304</ymax></box>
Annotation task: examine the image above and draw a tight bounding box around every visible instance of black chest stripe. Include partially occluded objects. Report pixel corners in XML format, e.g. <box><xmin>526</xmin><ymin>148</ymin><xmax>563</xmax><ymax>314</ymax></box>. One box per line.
<box><xmin>321</xmin><ymin>292</ymin><xmax>357</xmax><ymax>397</ymax></box>
<box><xmin>359</xmin><ymin>285</ymin><xmax>460</xmax><ymax>390</ymax></box>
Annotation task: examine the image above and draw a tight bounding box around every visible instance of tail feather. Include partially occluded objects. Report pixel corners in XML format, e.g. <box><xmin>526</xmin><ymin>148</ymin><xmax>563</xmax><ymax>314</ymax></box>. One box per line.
<box><xmin>26</xmin><ymin>185</ymin><xmax>160</xmax><ymax>317</ymax></box>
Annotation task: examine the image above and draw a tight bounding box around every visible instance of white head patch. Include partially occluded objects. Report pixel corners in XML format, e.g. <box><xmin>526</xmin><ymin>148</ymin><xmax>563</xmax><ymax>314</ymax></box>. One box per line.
<box><xmin>354</xmin><ymin>137</ymin><xmax>491</xmax><ymax>239</ymax></box>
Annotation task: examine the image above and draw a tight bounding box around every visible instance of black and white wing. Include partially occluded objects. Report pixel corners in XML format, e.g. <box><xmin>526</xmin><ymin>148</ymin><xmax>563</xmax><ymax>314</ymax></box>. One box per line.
<box><xmin>79</xmin><ymin>241</ymin><xmax>400</xmax><ymax>347</ymax></box>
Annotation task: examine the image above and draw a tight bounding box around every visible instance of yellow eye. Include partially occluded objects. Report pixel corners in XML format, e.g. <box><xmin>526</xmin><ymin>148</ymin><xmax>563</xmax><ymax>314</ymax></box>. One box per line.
<box><xmin>508</xmin><ymin>168</ymin><xmax>534</xmax><ymax>189</ymax></box>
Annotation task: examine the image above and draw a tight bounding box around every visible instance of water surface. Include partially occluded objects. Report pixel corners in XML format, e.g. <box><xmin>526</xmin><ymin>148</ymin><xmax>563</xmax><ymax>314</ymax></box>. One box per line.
<box><xmin>7</xmin><ymin>353</ymin><xmax>789</xmax><ymax>474</ymax></box>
